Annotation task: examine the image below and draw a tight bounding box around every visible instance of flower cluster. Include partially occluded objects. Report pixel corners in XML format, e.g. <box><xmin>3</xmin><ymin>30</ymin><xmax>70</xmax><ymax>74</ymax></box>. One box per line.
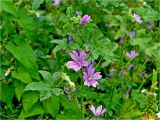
<box><xmin>67</xmin><ymin>50</ymin><xmax>102</xmax><ymax>88</ymax></box>
<box><xmin>67</xmin><ymin>50</ymin><xmax>104</xmax><ymax>117</ymax></box>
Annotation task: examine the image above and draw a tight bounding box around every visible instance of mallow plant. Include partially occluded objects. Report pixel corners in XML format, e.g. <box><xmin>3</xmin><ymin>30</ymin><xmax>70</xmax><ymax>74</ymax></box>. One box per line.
<box><xmin>0</xmin><ymin>0</ymin><xmax>159</xmax><ymax>119</ymax></box>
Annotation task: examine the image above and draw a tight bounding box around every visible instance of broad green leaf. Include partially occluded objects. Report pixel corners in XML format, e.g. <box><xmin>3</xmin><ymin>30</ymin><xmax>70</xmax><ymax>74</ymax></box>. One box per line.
<box><xmin>40</xmin><ymin>90</ymin><xmax>52</xmax><ymax>101</ymax></box>
<box><xmin>32</xmin><ymin>0</ymin><xmax>44</xmax><ymax>10</ymax></box>
<box><xmin>52</xmin><ymin>72</ymin><xmax>61</xmax><ymax>85</ymax></box>
<box><xmin>12</xmin><ymin>71</ymin><xmax>32</xmax><ymax>84</ymax></box>
<box><xmin>52</xmin><ymin>88</ymin><xmax>62</xmax><ymax>96</ymax></box>
<box><xmin>39</xmin><ymin>70</ymin><xmax>52</xmax><ymax>81</ymax></box>
<box><xmin>0</xmin><ymin>83</ymin><xmax>14</xmax><ymax>109</ymax></box>
<box><xmin>43</xmin><ymin>96</ymin><xmax>60</xmax><ymax>118</ymax></box>
<box><xmin>14</xmin><ymin>80</ymin><xmax>26</xmax><ymax>101</ymax></box>
<box><xmin>22</xmin><ymin>91</ymin><xmax>39</xmax><ymax>112</ymax></box>
<box><xmin>19</xmin><ymin>103</ymin><xmax>45</xmax><ymax>119</ymax></box>
<box><xmin>25</xmin><ymin>81</ymin><xmax>51</xmax><ymax>91</ymax></box>
<box><xmin>1</xmin><ymin>0</ymin><xmax>17</xmax><ymax>15</ymax></box>
<box><xmin>51</xmin><ymin>38</ymin><xmax>68</xmax><ymax>53</ymax></box>
<box><xmin>5</xmin><ymin>37</ymin><xmax>39</xmax><ymax>80</ymax></box>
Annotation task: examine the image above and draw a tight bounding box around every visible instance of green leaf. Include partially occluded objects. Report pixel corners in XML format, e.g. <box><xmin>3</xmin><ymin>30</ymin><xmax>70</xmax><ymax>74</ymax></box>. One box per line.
<box><xmin>43</xmin><ymin>96</ymin><xmax>60</xmax><ymax>118</ymax></box>
<box><xmin>60</xmin><ymin>95</ymin><xmax>81</xmax><ymax>119</ymax></box>
<box><xmin>118</xmin><ymin>100</ymin><xmax>141</xmax><ymax>119</ymax></box>
<box><xmin>12</xmin><ymin>71</ymin><xmax>32</xmax><ymax>84</ymax></box>
<box><xmin>0</xmin><ymin>83</ymin><xmax>14</xmax><ymax>109</ymax></box>
<box><xmin>22</xmin><ymin>91</ymin><xmax>39</xmax><ymax>112</ymax></box>
<box><xmin>131</xmin><ymin>90</ymin><xmax>148</xmax><ymax>110</ymax></box>
<box><xmin>52</xmin><ymin>72</ymin><xmax>61</xmax><ymax>85</ymax></box>
<box><xmin>40</xmin><ymin>90</ymin><xmax>52</xmax><ymax>101</ymax></box>
<box><xmin>66</xmin><ymin>7</ymin><xmax>73</xmax><ymax>16</ymax></box>
<box><xmin>14</xmin><ymin>80</ymin><xmax>26</xmax><ymax>101</ymax></box>
<box><xmin>25</xmin><ymin>81</ymin><xmax>51</xmax><ymax>91</ymax></box>
<box><xmin>51</xmin><ymin>38</ymin><xmax>68</xmax><ymax>53</ymax></box>
<box><xmin>32</xmin><ymin>0</ymin><xmax>44</xmax><ymax>10</ymax></box>
<box><xmin>52</xmin><ymin>88</ymin><xmax>62</xmax><ymax>96</ymax></box>
<box><xmin>1</xmin><ymin>0</ymin><xmax>17</xmax><ymax>15</ymax></box>
<box><xmin>19</xmin><ymin>103</ymin><xmax>45</xmax><ymax>119</ymax></box>
<box><xmin>5</xmin><ymin>37</ymin><xmax>39</xmax><ymax>80</ymax></box>
<box><xmin>39</xmin><ymin>70</ymin><xmax>52</xmax><ymax>83</ymax></box>
<box><xmin>39</xmin><ymin>71</ymin><xmax>61</xmax><ymax>87</ymax></box>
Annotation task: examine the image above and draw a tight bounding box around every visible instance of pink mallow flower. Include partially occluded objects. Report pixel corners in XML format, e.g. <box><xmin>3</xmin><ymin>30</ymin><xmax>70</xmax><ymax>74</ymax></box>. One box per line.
<box><xmin>67</xmin><ymin>51</ymin><xmax>88</xmax><ymax>72</ymax></box>
<box><xmin>54</xmin><ymin>0</ymin><xmax>61</xmax><ymax>6</ymax></box>
<box><xmin>133</xmin><ymin>13</ymin><xmax>143</xmax><ymax>24</ymax></box>
<box><xmin>80</xmin><ymin>15</ymin><xmax>90</xmax><ymax>24</ymax></box>
<box><xmin>125</xmin><ymin>50</ymin><xmax>139</xmax><ymax>60</ymax></box>
<box><xmin>83</xmin><ymin>65</ymin><xmax>102</xmax><ymax>87</ymax></box>
<box><xmin>89</xmin><ymin>105</ymin><xmax>106</xmax><ymax>117</ymax></box>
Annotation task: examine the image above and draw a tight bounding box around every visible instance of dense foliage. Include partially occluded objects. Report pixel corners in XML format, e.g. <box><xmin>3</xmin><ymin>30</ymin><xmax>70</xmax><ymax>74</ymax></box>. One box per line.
<box><xmin>0</xmin><ymin>0</ymin><xmax>160</xmax><ymax>119</ymax></box>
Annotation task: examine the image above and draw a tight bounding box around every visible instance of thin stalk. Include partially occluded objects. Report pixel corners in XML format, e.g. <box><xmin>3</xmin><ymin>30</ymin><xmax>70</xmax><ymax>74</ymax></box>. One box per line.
<box><xmin>80</xmin><ymin>69</ymin><xmax>84</xmax><ymax>119</ymax></box>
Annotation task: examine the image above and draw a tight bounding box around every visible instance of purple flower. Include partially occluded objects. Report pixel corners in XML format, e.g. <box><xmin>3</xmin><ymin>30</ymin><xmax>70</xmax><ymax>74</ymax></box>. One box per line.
<box><xmin>124</xmin><ymin>88</ymin><xmax>131</xmax><ymax>97</ymax></box>
<box><xmin>128</xmin><ymin>64</ymin><xmax>134</xmax><ymax>70</ymax></box>
<box><xmin>147</xmin><ymin>22</ymin><xmax>153</xmax><ymax>29</ymax></box>
<box><xmin>67</xmin><ymin>51</ymin><xmax>88</xmax><ymax>72</ymax></box>
<box><xmin>54</xmin><ymin>0</ymin><xmax>61</xmax><ymax>6</ymax></box>
<box><xmin>83</xmin><ymin>66</ymin><xmax>102</xmax><ymax>87</ymax></box>
<box><xmin>141</xmin><ymin>71</ymin><xmax>146</xmax><ymax>76</ymax></box>
<box><xmin>133</xmin><ymin>13</ymin><xmax>143</xmax><ymax>24</ymax></box>
<box><xmin>64</xmin><ymin>87</ymin><xmax>71</xmax><ymax>99</ymax></box>
<box><xmin>120</xmin><ymin>35</ymin><xmax>125</xmax><ymax>44</ymax></box>
<box><xmin>111</xmin><ymin>68</ymin><xmax>116</xmax><ymax>72</ymax></box>
<box><xmin>76</xmin><ymin>11</ymin><xmax>81</xmax><ymax>17</ymax></box>
<box><xmin>80</xmin><ymin>15</ymin><xmax>90</xmax><ymax>24</ymax></box>
<box><xmin>68</xmin><ymin>35</ymin><xmax>72</xmax><ymax>44</ymax></box>
<box><xmin>129</xmin><ymin>31</ymin><xmax>136</xmax><ymax>39</ymax></box>
<box><xmin>125</xmin><ymin>50</ymin><xmax>139</xmax><ymax>60</ymax></box>
<box><xmin>108</xmin><ymin>73</ymin><xmax>113</xmax><ymax>79</ymax></box>
<box><xmin>86</xmin><ymin>50</ymin><xmax>91</xmax><ymax>54</ymax></box>
<box><xmin>71</xmin><ymin>87</ymin><xmax>76</xmax><ymax>92</ymax></box>
<box><xmin>119</xmin><ymin>70</ymin><xmax>126</xmax><ymax>77</ymax></box>
<box><xmin>89</xmin><ymin>105</ymin><xmax>106</xmax><ymax>117</ymax></box>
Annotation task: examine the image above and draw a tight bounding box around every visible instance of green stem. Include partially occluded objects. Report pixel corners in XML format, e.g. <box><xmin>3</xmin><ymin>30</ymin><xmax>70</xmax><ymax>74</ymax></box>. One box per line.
<box><xmin>80</xmin><ymin>69</ymin><xmax>84</xmax><ymax>119</ymax></box>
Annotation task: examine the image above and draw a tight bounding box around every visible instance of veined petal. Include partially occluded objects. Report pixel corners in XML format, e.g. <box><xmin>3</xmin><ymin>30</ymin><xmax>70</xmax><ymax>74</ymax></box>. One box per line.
<box><xmin>83</xmin><ymin>72</ymin><xmax>89</xmax><ymax>80</ymax></box>
<box><xmin>82</xmin><ymin>60</ymin><xmax>88</xmax><ymax>67</ymax></box>
<box><xmin>70</xmin><ymin>51</ymin><xmax>79</xmax><ymax>61</ymax></box>
<box><xmin>95</xmin><ymin>105</ymin><xmax>102</xmax><ymax>116</ymax></box>
<box><xmin>80</xmin><ymin>51</ymin><xmax>86</xmax><ymax>61</ymax></box>
<box><xmin>87</xmin><ymin>66</ymin><xmax>94</xmax><ymax>76</ymax></box>
<box><xmin>89</xmin><ymin>105</ymin><xmax>96</xmax><ymax>115</ymax></box>
<box><xmin>67</xmin><ymin>61</ymin><xmax>81</xmax><ymax>72</ymax></box>
<box><xmin>93</xmin><ymin>72</ymin><xmax>102</xmax><ymax>80</ymax></box>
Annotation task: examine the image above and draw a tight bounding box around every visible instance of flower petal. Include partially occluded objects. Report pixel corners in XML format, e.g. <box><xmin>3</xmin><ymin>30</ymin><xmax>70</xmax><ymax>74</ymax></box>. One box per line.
<box><xmin>67</xmin><ymin>61</ymin><xmax>81</xmax><ymax>72</ymax></box>
<box><xmin>83</xmin><ymin>72</ymin><xmax>88</xmax><ymax>80</ymax></box>
<box><xmin>93</xmin><ymin>72</ymin><xmax>102</xmax><ymax>80</ymax></box>
<box><xmin>89</xmin><ymin>105</ymin><xmax>96</xmax><ymax>115</ymax></box>
<box><xmin>70</xmin><ymin>51</ymin><xmax>79</xmax><ymax>61</ymax></box>
<box><xmin>87</xmin><ymin>66</ymin><xmax>94</xmax><ymax>76</ymax></box>
<box><xmin>91</xmin><ymin>80</ymin><xmax>98</xmax><ymax>88</ymax></box>
<box><xmin>82</xmin><ymin>60</ymin><xmax>88</xmax><ymax>67</ymax></box>
<box><xmin>95</xmin><ymin>105</ymin><xmax>102</xmax><ymax>116</ymax></box>
<box><xmin>80</xmin><ymin>51</ymin><xmax>86</xmax><ymax>61</ymax></box>
<box><xmin>101</xmin><ymin>108</ymin><xmax>107</xmax><ymax>115</ymax></box>
<box><xmin>84</xmin><ymin>80</ymin><xmax>91</xmax><ymax>87</ymax></box>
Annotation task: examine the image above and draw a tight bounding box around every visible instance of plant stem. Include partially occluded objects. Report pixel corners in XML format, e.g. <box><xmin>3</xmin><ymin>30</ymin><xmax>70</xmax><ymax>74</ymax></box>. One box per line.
<box><xmin>80</xmin><ymin>69</ymin><xmax>84</xmax><ymax>119</ymax></box>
